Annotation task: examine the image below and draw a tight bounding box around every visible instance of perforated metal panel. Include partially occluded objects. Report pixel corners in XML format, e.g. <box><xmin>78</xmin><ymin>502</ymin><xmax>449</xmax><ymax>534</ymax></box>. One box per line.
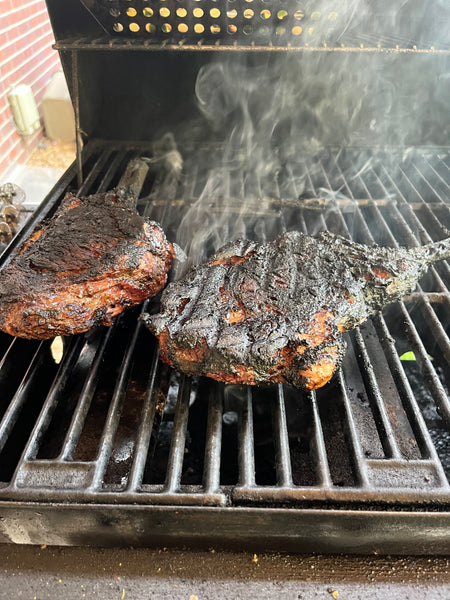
<box><xmin>74</xmin><ymin>0</ymin><xmax>450</xmax><ymax>50</ymax></box>
<box><xmin>79</xmin><ymin>0</ymin><xmax>348</xmax><ymax>42</ymax></box>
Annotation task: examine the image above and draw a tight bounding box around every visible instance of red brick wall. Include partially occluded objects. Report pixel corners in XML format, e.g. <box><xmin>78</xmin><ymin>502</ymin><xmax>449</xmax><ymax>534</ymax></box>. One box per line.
<box><xmin>0</xmin><ymin>0</ymin><xmax>62</xmax><ymax>178</ymax></box>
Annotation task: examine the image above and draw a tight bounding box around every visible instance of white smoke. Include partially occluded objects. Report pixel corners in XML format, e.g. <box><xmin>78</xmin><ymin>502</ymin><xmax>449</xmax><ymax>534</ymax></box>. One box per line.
<box><xmin>169</xmin><ymin>0</ymin><xmax>449</xmax><ymax>264</ymax></box>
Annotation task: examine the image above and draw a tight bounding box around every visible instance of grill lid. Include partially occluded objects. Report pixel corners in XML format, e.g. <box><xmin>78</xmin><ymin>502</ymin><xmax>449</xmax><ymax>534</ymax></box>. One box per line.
<box><xmin>45</xmin><ymin>0</ymin><xmax>450</xmax><ymax>154</ymax></box>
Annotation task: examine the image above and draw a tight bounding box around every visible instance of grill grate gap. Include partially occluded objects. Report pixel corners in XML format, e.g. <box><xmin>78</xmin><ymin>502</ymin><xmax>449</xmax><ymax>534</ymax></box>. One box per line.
<box><xmin>142</xmin><ymin>369</ymin><xmax>180</xmax><ymax>486</ymax></box>
<box><xmin>179</xmin><ymin>380</ymin><xmax>209</xmax><ymax>486</ymax></box>
<box><xmin>102</xmin><ymin>318</ymin><xmax>157</xmax><ymax>487</ymax></box>
<box><xmin>315</xmin><ymin>387</ymin><xmax>358</xmax><ymax>487</ymax></box>
<box><xmin>72</xmin><ymin>317</ymin><xmax>132</xmax><ymax>462</ymax></box>
<box><xmin>284</xmin><ymin>388</ymin><xmax>318</xmax><ymax>487</ymax></box>
<box><xmin>358</xmin><ymin>321</ymin><xmax>421</xmax><ymax>460</ymax></box>
<box><xmin>252</xmin><ymin>388</ymin><xmax>278</xmax><ymax>487</ymax></box>
<box><xmin>0</xmin><ymin>341</ymin><xmax>58</xmax><ymax>483</ymax></box>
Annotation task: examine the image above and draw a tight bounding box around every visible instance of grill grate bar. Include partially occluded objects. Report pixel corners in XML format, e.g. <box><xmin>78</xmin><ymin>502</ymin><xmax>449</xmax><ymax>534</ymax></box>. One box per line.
<box><xmin>324</xmin><ymin>151</ymin><xmax>355</xmax><ymax>201</ymax></box>
<box><xmin>90</xmin><ymin>315</ymin><xmax>144</xmax><ymax>490</ymax></box>
<box><xmin>336</xmin><ymin>157</ymin><xmax>448</xmax><ymax>381</ymax></box>
<box><xmin>271</xmin><ymin>385</ymin><xmax>293</xmax><ymax>487</ymax></box>
<box><xmin>356</xmin><ymin>218</ymin><xmax>449</xmax><ymax>438</ymax></box>
<box><xmin>126</xmin><ymin>340</ymin><xmax>161</xmax><ymax>492</ymax></box>
<box><xmin>397</xmin><ymin>163</ymin><xmax>441</xmax><ymax>206</ymax></box>
<box><xmin>278</xmin><ymin>166</ymin><xmax>336</xmax><ymax>489</ymax></box>
<box><xmin>354</xmin><ymin>168</ymin><xmax>450</xmax><ymax>426</ymax></box>
<box><xmin>416</xmin><ymin>297</ymin><xmax>450</xmax><ymax>365</ymax></box>
<box><xmin>425</xmin><ymin>157</ymin><xmax>450</xmax><ymax>196</ymax></box>
<box><xmin>373</xmin><ymin>314</ymin><xmax>449</xmax><ymax>484</ymax></box>
<box><xmin>53</xmin><ymin>37</ymin><xmax>450</xmax><ymax>54</ymax></box>
<box><xmin>377</xmin><ymin>165</ymin><xmax>450</xmax><ymax>286</ymax></box>
<box><xmin>352</xmin><ymin>329</ymin><xmax>403</xmax><ymax>459</ymax></box>
<box><xmin>307</xmin><ymin>392</ymin><xmax>332</xmax><ymax>487</ymax></box>
<box><xmin>416</xmin><ymin>156</ymin><xmax>450</xmax><ymax>203</ymax></box>
<box><xmin>336</xmin><ymin>371</ymin><xmax>371</xmax><ymax>488</ymax></box>
<box><xmin>237</xmin><ymin>388</ymin><xmax>256</xmax><ymax>487</ymax></box>
<box><xmin>369</xmin><ymin>166</ymin><xmax>450</xmax><ymax>280</ymax></box>
<box><xmin>296</xmin><ymin>163</ymin><xmax>317</xmax><ymax>200</ymax></box>
<box><xmin>203</xmin><ymin>384</ymin><xmax>224</xmax><ymax>494</ymax></box>
<box><xmin>97</xmin><ymin>150</ymin><xmax>129</xmax><ymax>193</ymax></box>
<box><xmin>0</xmin><ymin>341</ymin><xmax>48</xmax><ymax>457</ymax></box>
<box><xmin>59</xmin><ymin>329</ymin><xmax>113</xmax><ymax>461</ymax></box>
<box><xmin>434</xmin><ymin>156</ymin><xmax>450</xmax><ymax>193</ymax></box>
<box><xmin>410</xmin><ymin>160</ymin><xmax>450</xmax><ymax>205</ymax></box>
<box><xmin>321</xmin><ymin>155</ymin><xmax>375</xmax><ymax>242</ymax></box>
<box><xmin>316</xmin><ymin>157</ymin><xmax>404</xmax><ymax>460</ymax></box>
<box><xmin>398</xmin><ymin>303</ymin><xmax>450</xmax><ymax>426</ymax></box>
<box><xmin>164</xmin><ymin>375</ymin><xmax>191</xmax><ymax>493</ymax></box>
<box><xmin>364</xmin><ymin>171</ymin><xmax>449</xmax><ymax>293</ymax></box>
<box><xmin>326</xmin><ymin>157</ymin><xmax>436</xmax><ymax>462</ymax></box>
<box><xmin>76</xmin><ymin>149</ymin><xmax>115</xmax><ymax>197</ymax></box>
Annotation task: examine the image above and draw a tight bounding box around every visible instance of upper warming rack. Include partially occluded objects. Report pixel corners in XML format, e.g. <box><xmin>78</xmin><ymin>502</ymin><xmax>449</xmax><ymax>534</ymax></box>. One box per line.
<box><xmin>49</xmin><ymin>0</ymin><xmax>450</xmax><ymax>52</ymax></box>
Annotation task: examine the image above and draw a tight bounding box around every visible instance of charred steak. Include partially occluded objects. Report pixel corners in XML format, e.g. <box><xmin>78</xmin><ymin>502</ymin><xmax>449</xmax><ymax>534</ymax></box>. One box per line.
<box><xmin>143</xmin><ymin>231</ymin><xmax>450</xmax><ymax>391</ymax></box>
<box><xmin>0</xmin><ymin>189</ymin><xmax>175</xmax><ymax>339</ymax></box>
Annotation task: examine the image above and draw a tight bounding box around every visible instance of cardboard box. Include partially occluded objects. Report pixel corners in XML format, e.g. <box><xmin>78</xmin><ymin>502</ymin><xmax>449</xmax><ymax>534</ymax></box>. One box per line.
<box><xmin>42</xmin><ymin>71</ymin><xmax>76</xmax><ymax>143</ymax></box>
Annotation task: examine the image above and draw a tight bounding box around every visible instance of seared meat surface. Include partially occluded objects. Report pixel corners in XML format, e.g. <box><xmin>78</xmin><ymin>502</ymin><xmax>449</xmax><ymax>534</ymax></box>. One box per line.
<box><xmin>0</xmin><ymin>189</ymin><xmax>174</xmax><ymax>339</ymax></box>
<box><xmin>143</xmin><ymin>231</ymin><xmax>450</xmax><ymax>391</ymax></box>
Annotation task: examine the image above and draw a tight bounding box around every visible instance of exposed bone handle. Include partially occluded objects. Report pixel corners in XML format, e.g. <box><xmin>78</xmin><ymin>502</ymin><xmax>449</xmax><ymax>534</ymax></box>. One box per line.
<box><xmin>413</xmin><ymin>237</ymin><xmax>450</xmax><ymax>264</ymax></box>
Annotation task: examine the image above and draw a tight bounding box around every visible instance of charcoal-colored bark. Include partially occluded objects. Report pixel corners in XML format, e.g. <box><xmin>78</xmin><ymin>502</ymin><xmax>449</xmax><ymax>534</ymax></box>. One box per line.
<box><xmin>143</xmin><ymin>231</ymin><xmax>450</xmax><ymax>391</ymax></box>
<box><xmin>0</xmin><ymin>189</ymin><xmax>174</xmax><ymax>339</ymax></box>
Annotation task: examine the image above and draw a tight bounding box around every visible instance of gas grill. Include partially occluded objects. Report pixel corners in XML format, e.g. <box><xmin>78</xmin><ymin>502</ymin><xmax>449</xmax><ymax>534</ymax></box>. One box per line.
<box><xmin>0</xmin><ymin>0</ymin><xmax>449</xmax><ymax>554</ymax></box>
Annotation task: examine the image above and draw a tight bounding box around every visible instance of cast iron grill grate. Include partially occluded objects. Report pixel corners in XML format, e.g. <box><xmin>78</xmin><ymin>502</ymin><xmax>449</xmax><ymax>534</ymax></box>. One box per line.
<box><xmin>0</xmin><ymin>141</ymin><xmax>448</xmax><ymax>512</ymax></box>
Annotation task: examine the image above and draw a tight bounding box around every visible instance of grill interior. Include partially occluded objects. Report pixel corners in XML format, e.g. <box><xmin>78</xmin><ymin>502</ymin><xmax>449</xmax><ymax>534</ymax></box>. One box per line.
<box><xmin>0</xmin><ymin>142</ymin><xmax>448</xmax><ymax>525</ymax></box>
<box><xmin>0</xmin><ymin>0</ymin><xmax>449</xmax><ymax>552</ymax></box>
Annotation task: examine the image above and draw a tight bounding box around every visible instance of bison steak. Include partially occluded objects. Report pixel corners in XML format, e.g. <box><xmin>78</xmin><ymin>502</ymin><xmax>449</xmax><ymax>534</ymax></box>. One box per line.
<box><xmin>0</xmin><ymin>188</ymin><xmax>175</xmax><ymax>339</ymax></box>
<box><xmin>142</xmin><ymin>231</ymin><xmax>450</xmax><ymax>391</ymax></box>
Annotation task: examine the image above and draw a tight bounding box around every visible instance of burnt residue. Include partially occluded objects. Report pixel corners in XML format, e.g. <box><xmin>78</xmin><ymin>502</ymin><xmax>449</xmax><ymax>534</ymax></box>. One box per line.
<box><xmin>0</xmin><ymin>189</ymin><xmax>175</xmax><ymax>339</ymax></box>
<box><xmin>143</xmin><ymin>231</ymin><xmax>450</xmax><ymax>391</ymax></box>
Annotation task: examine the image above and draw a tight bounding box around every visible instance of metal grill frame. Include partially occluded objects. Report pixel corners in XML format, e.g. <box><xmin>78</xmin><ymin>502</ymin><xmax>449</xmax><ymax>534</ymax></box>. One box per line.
<box><xmin>0</xmin><ymin>140</ymin><xmax>449</xmax><ymax>553</ymax></box>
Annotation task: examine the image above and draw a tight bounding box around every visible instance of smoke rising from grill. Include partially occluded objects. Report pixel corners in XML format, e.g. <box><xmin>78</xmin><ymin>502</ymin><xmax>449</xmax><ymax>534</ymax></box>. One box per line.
<box><xmin>170</xmin><ymin>1</ymin><xmax>450</xmax><ymax>268</ymax></box>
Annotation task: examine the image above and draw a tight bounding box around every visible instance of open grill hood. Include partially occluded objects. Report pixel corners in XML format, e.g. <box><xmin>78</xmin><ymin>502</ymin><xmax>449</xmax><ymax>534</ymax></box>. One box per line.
<box><xmin>0</xmin><ymin>1</ymin><xmax>448</xmax><ymax>552</ymax></box>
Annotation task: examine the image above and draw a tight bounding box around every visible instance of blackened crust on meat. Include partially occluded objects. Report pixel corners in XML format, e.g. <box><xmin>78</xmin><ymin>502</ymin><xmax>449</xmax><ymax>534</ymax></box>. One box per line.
<box><xmin>0</xmin><ymin>189</ymin><xmax>175</xmax><ymax>339</ymax></box>
<box><xmin>142</xmin><ymin>231</ymin><xmax>450</xmax><ymax>391</ymax></box>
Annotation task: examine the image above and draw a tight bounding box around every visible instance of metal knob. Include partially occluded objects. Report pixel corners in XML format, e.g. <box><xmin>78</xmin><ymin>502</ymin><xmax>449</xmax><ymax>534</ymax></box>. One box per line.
<box><xmin>0</xmin><ymin>221</ymin><xmax>12</xmax><ymax>244</ymax></box>
<box><xmin>1</xmin><ymin>205</ymin><xmax>20</xmax><ymax>228</ymax></box>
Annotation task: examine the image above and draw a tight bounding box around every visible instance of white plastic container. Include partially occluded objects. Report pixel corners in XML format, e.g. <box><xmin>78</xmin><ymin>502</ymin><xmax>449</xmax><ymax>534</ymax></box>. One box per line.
<box><xmin>7</xmin><ymin>84</ymin><xmax>41</xmax><ymax>135</ymax></box>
